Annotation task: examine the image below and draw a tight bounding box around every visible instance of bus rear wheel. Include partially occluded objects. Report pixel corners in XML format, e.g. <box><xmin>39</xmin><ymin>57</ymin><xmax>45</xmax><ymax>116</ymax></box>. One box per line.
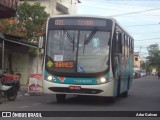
<box><xmin>121</xmin><ymin>91</ymin><xmax>128</xmax><ymax>97</ymax></box>
<box><xmin>56</xmin><ymin>94</ymin><xmax>66</xmax><ymax>103</ymax></box>
<box><xmin>117</xmin><ymin>77</ymin><xmax>121</xmax><ymax>97</ymax></box>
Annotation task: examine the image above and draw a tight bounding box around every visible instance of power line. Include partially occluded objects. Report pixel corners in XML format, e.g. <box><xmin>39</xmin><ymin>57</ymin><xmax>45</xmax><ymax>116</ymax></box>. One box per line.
<box><xmin>125</xmin><ymin>23</ymin><xmax>159</xmax><ymax>27</ymax></box>
<box><xmin>135</xmin><ymin>38</ymin><xmax>160</xmax><ymax>41</ymax></box>
<box><xmin>134</xmin><ymin>47</ymin><xmax>147</xmax><ymax>48</ymax></box>
<box><xmin>108</xmin><ymin>7</ymin><xmax>160</xmax><ymax>17</ymax></box>
<box><xmin>81</xmin><ymin>0</ymin><xmax>160</xmax><ymax>14</ymax></box>
<box><xmin>132</xmin><ymin>31</ymin><xmax>160</xmax><ymax>34</ymax></box>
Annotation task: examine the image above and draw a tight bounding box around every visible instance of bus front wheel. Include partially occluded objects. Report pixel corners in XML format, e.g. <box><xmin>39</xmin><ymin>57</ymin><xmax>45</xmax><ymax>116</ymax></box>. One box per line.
<box><xmin>56</xmin><ymin>94</ymin><xmax>66</xmax><ymax>103</ymax></box>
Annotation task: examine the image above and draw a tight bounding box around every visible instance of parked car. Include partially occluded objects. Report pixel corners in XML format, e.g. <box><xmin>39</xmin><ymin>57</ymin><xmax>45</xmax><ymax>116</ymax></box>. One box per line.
<box><xmin>133</xmin><ymin>71</ymin><xmax>141</xmax><ymax>79</ymax></box>
<box><xmin>140</xmin><ymin>72</ymin><xmax>146</xmax><ymax>77</ymax></box>
<box><xmin>151</xmin><ymin>72</ymin><xmax>157</xmax><ymax>76</ymax></box>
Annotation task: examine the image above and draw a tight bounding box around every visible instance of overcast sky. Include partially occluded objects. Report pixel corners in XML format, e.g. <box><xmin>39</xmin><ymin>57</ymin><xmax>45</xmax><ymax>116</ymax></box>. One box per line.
<box><xmin>77</xmin><ymin>0</ymin><xmax>160</xmax><ymax>58</ymax></box>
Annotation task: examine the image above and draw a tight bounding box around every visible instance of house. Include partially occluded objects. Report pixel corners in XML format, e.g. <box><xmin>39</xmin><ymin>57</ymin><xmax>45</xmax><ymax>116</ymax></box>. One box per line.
<box><xmin>0</xmin><ymin>0</ymin><xmax>18</xmax><ymax>18</ymax></box>
<box><xmin>133</xmin><ymin>52</ymin><xmax>141</xmax><ymax>78</ymax></box>
<box><xmin>0</xmin><ymin>34</ymin><xmax>39</xmax><ymax>85</ymax></box>
<box><xmin>19</xmin><ymin>0</ymin><xmax>78</xmax><ymax>16</ymax></box>
<box><xmin>0</xmin><ymin>0</ymin><xmax>78</xmax><ymax>85</ymax></box>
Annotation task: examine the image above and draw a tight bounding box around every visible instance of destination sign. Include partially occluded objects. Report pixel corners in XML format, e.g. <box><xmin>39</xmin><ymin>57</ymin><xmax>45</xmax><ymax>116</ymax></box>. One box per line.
<box><xmin>54</xmin><ymin>61</ymin><xmax>74</xmax><ymax>68</ymax></box>
<box><xmin>54</xmin><ymin>19</ymin><xmax>107</xmax><ymax>27</ymax></box>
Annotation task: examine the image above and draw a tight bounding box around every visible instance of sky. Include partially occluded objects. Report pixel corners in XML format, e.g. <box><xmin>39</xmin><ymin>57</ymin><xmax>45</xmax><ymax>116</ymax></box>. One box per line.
<box><xmin>77</xmin><ymin>0</ymin><xmax>160</xmax><ymax>59</ymax></box>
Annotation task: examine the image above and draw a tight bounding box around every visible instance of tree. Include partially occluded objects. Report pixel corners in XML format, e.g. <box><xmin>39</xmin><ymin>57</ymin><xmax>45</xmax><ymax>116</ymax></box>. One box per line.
<box><xmin>0</xmin><ymin>18</ymin><xmax>19</xmax><ymax>35</ymax></box>
<box><xmin>146</xmin><ymin>43</ymin><xmax>160</xmax><ymax>69</ymax></box>
<box><xmin>17</xmin><ymin>1</ymin><xmax>49</xmax><ymax>42</ymax></box>
<box><xmin>0</xmin><ymin>1</ymin><xmax>49</xmax><ymax>42</ymax></box>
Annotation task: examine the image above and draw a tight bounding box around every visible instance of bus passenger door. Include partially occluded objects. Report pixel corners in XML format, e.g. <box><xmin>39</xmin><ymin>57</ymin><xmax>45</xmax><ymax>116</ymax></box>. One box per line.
<box><xmin>113</xmin><ymin>31</ymin><xmax>123</xmax><ymax>96</ymax></box>
<box><xmin>113</xmin><ymin>32</ymin><xmax>122</xmax><ymax>79</ymax></box>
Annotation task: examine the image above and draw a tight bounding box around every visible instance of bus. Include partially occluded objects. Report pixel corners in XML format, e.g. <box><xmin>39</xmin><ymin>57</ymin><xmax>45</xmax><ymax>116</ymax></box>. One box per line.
<box><xmin>42</xmin><ymin>15</ymin><xmax>134</xmax><ymax>103</ymax></box>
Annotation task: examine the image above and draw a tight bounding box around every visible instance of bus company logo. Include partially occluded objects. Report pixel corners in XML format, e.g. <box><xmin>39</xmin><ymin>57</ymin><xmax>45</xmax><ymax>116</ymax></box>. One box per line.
<box><xmin>2</xmin><ymin>112</ymin><xmax>11</xmax><ymax>117</ymax></box>
<box><xmin>74</xmin><ymin>79</ymin><xmax>92</xmax><ymax>84</ymax></box>
<box><xmin>58</xmin><ymin>77</ymin><xmax>65</xmax><ymax>82</ymax></box>
<box><xmin>74</xmin><ymin>80</ymin><xmax>78</xmax><ymax>84</ymax></box>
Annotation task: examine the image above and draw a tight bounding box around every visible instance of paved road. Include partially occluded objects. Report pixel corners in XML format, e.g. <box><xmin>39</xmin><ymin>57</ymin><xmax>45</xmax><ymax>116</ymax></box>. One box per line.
<box><xmin>0</xmin><ymin>76</ymin><xmax>160</xmax><ymax>120</ymax></box>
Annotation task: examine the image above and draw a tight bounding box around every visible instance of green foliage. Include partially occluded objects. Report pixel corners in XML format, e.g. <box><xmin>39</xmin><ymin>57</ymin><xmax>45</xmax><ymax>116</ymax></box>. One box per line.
<box><xmin>17</xmin><ymin>1</ymin><xmax>49</xmax><ymax>42</ymax></box>
<box><xmin>146</xmin><ymin>44</ymin><xmax>160</xmax><ymax>69</ymax></box>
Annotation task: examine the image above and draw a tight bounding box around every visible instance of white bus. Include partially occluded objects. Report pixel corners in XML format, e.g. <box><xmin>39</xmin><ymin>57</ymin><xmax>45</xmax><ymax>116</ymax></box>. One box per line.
<box><xmin>43</xmin><ymin>15</ymin><xmax>134</xmax><ymax>103</ymax></box>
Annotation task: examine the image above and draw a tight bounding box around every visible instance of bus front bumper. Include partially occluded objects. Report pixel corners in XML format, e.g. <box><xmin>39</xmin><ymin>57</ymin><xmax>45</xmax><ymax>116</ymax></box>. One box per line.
<box><xmin>43</xmin><ymin>80</ymin><xmax>115</xmax><ymax>96</ymax></box>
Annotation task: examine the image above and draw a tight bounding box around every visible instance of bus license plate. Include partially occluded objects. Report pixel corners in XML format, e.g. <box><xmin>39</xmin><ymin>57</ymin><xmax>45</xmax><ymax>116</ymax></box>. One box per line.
<box><xmin>69</xmin><ymin>86</ymin><xmax>81</xmax><ymax>90</ymax></box>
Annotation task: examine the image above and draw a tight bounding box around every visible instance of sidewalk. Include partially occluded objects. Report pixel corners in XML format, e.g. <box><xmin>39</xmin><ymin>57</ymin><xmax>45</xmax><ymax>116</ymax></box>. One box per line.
<box><xmin>18</xmin><ymin>85</ymin><xmax>43</xmax><ymax>97</ymax></box>
<box><xmin>18</xmin><ymin>85</ymin><xmax>29</xmax><ymax>97</ymax></box>
<box><xmin>20</xmin><ymin>85</ymin><xmax>28</xmax><ymax>92</ymax></box>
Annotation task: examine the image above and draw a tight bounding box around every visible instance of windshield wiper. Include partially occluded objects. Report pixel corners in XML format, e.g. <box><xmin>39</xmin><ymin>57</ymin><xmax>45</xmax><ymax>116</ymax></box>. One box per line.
<box><xmin>63</xmin><ymin>30</ymin><xmax>75</xmax><ymax>51</ymax></box>
<box><xmin>84</xmin><ymin>29</ymin><xmax>97</xmax><ymax>45</ymax></box>
<box><xmin>63</xmin><ymin>30</ymin><xmax>74</xmax><ymax>43</ymax></box>
<box><xmin>83</xmin><ymin>29</ymin><xmax>97</xmax><ymax>54</ymax></box>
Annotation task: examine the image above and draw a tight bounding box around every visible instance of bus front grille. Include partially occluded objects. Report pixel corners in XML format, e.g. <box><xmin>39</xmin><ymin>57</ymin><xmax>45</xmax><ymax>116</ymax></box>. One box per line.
<box><xmin>48</xmin><ymin>87</ymin><xmax>103</xmax><ymax>94</ymax></box>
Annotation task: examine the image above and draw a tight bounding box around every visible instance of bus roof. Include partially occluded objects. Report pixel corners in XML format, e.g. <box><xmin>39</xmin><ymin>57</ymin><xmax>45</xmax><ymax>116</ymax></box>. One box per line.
<box><xmin>50</xmin><ymin>14</ymin><xmax>116</xmax><ymax>22</ymax></box>
<box><xmin>49</xmin><ymin>15</ymin><xmax>134</xmax><ymax>39</ymax></box>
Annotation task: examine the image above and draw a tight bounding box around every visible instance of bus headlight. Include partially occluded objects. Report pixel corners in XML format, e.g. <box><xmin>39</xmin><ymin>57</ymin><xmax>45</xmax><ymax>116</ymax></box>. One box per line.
<box><xmin>47</xmin><ymin>76</ymin><xmax>53</xmax><ymax>81</ymax></box>
<box><xmin>100</xmin><ymin>77</ymin><xmax>106</xmax><ymax>83</ymax></box>
<box><xmin>97</xmin><ymin>77</ymin><xmax>110</xmax><ymax>84</ymax></box>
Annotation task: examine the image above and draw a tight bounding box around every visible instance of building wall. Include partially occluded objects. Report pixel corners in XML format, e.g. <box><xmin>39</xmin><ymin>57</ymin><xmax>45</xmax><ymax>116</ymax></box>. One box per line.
<box><xmin>56</xmin><ymin>0</ymin><xmax>77</xmax><ymax>15</ymax></box>
<box><xmin>0</xmin><ymin>0</ymin><xmax>18</xmax><ymax>18</ymax></box>
<box><xmin>19</xmin><ymin>0</ymin><xmax>77</xmax><ymax>16</ymax></box>
<box><xmin>134</xmin><ymin>53</ymin><xmax>141</xmax><ymax>72</ymax></box>
<box><xmin>4</xmin><ymin>46</ymin><xmax>42</xmax><ymax>85</ymax></box>
<box><xmin>12</xmin><ymin>52</ymin><xmax>29</xmax><ymax>85</ymax></box>
<box><xmin>28</xmin><ymin>54</ymin><xmax>43</xmax><ymax>75</ymax></box>
<box><xmin>3</xmin><ymin>42</ymin><xmax>30</xmax><ymax>85</ymax></box>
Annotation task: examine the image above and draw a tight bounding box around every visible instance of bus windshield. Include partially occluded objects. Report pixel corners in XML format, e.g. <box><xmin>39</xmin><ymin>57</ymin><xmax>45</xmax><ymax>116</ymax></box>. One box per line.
<box><xmin>46</xmin><ymin>30</ymin><xmax>110</xmax><ymax>75</ymax></box>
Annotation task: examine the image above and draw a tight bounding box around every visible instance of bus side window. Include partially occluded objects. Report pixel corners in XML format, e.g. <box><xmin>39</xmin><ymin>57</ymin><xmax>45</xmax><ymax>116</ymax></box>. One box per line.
<box><xmin>115</xmin><ymin>32</ymin><xmax>119</xmax><ymax>54</ymax></box>
<box><xmin>129</xmin><ymin>38</ymin><xmax>131</xmax><ymax>57</ymax></box>
<box><xmin>126</xmin><ymin>36</ymin><xmax>129</xmax><ymax>57</ymax></box>
<box><xmin>118</xmin><ymin>32</ymin><xmax>122</xmax><ymax>54</ymax></box>
<box><xmin>124</xmin><ymin>34</ymin><xmax>127</xmax><ymax>57</ymax></box>
<box><xmin>122</xmin><ymin>33</ymin><xmax>125</xmax><ymax>56</ymax></box>
<box><xmin>131</xmin><ymin>39</ymin><xmax>134</xmax><ymax>56</ymax></box>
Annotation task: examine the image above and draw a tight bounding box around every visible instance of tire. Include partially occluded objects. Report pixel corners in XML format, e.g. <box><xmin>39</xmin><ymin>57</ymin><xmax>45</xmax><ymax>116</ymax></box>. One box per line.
<box><xmin>56</xmin><ymin>94</ymin><xmax>66</xmax><ymax>103</ymax></box>
<box><xmin>121</xmin><ymin>91</ymin><xmax>128</xmax><ymax>97</ymax></box>
<box><xmin>117</xmin><ymin>77</ymin><xmax>121</xmax><ymax>97</ymax></box>
<box><xmin>7</xmin><ymin>92</ymin><xmax>17</xmax><ymax>101</ymax></box>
